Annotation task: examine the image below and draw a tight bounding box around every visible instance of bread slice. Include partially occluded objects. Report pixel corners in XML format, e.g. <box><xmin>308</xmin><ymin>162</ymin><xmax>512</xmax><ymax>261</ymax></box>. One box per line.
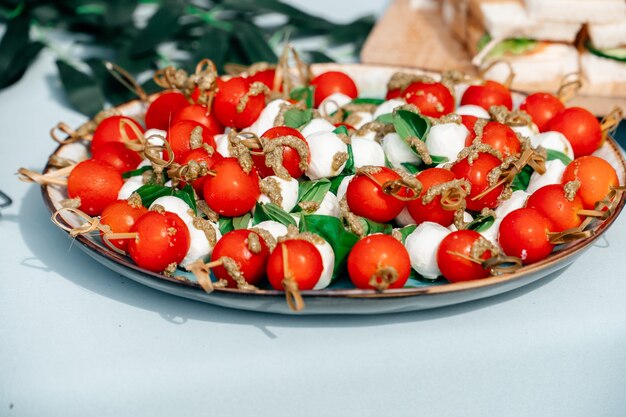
<box><xmin>581</xmin><ymin>51</ymin><xmax>626</xmax><ymax>84</ymax></box>
<box><xmin>588</xmin><ymin>20</ymin><xmax>626</xmax><ymax>49</ymax></box>
<box><xmin>524</xmin><ymin>0</ymin><xmax>626</xmax><ymax>24</ymax></box>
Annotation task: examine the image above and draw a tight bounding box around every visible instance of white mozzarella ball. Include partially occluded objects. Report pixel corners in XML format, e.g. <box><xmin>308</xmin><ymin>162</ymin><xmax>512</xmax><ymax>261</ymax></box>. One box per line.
<box><xmin>150</xmin><ymin>196</ymin><xmax>194</xmax><ymax>224</ymax></box>
<box><xmin>313</xmin><ymin>192</ymin><xmax>340</xmax><ymax>218</ymax></box>
<box><xmin>350</xmin><ymin>111</ymin><xmax>374</xmax><ymax>129</ymax></box>
<box><xmin>318</xmin><ymin>92</ymin><xmax>352</xmax><ymax>117</ymax></box>
<box><xmin>144</xmin><ymin>129</ymin><xmax>167</xmax><ymax>144</ymax></box>
<box><xmin>381</xmin><ymin>132</ymin><xmax>420</xmax><ymax>169</ymax></box>
<box><xmin>448</xmin><ymin>211</ymin><xmax>474</xmax><ymax>232</ymax></box>
<box><xmin>300</xmin><ymin>118</ymin><xmax>336</xmax><ymax>139</ymax></box>
<box><xmin>136</xmin><ymin>158</ymin><xmax>152</xmax><ymax>169</ymax></box>
<box><xmin>313</xmin><ymin>239</ymin><xmax>335</xmax><ymax>290</ymax></box>
<box><xmin>253</xmin><ymin>220</ymin><xmax>288</xmax><ymax>240</ymax></box>
<box><xmin>181</xmin><ymin>221</ymin><xmax>221</xmax><ymax>268</ymax></box>
<box><xmin>454</xmin><ymin>84</ymin><xmax>470</xmax><ymax>107</ymax></box>
<box><xmin>455</xmin><ymin>104</ymin><xmax>490</xmax><ymax>119</ymax></box>
<box><xmin>373</xmin><ymin>98</ymin><xmax>405</xmax><ymax>119</ymax></box>
<box><xmin>117</xmin><ymin>176</ymin><xmax>143</xmax><ymax>200</ymax></box>
<box><xmin>351</xmin><ymin>130</ymin><xmax>377</xmax><ymax>142</ymax></box>
<box><xmin>531</xmin><ymin>131</ymin><xmax>575</xmax><ymax>160</ymax></box>
<box><xmin>526</xmin><ymin>159</ymin><xmax>567</xmax><ymax>194</ymax></box>
<box><xmin>214</xmin><ymin>133</ymin><xmax>231</xmax><ymax>157</ymax></box>
<box><xmin>258</xmin><ymin>176</ymin><xmax>299</xmax><ymax>212</ymax></box>
<box><xmin>405</xmin><ymin>222</ymin><xmax>450</xmax><ymax>279</ymax></box>
<box><xmin>245</xmin><ymin>99</ymin><xmax>289</xmax><ymax>136</ymax></box>
<box><xmin>335</xmin><ymin>175</ymin><xmax>354</xmax><ymax>200</ymax></box>
<box><xmin>479</xmin><ymin>222</ymin><xmax>500</xmax><ymax>248</ymax></box>
<box><xmin>395</xmin><ymin>207</ymin><xmax>415</xmax><ymax>227</ymax></box>
<box><xmin>495</xmin><ymin>190</ymin><xmax>529</xmax><ymax>219</ymax></box>
<box><xmin>351</xmin><ymin>137</ymin><xmax>386</xmax><ymax>168</ymax></box>
<box><xmin>304</xmin><ymin>131</ymin><xmax>348</xmax><ymax>179</ymax></box>
<box><xmin>511</xmin><ymin>123</ymin><xmax>538</xmax><ymax>139</ymax></box>
<box><xmin>425</xmin><ymin>123</ymin><xmax>469</xmax><ymax>163</ymax></box>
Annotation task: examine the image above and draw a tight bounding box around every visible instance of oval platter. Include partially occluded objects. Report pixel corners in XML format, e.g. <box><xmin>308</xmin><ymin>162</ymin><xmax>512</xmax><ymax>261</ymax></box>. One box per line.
<box><xmin>41</xmin><ymin>63</ymin><xmax>626</xmax><ymax>315</ymax></box>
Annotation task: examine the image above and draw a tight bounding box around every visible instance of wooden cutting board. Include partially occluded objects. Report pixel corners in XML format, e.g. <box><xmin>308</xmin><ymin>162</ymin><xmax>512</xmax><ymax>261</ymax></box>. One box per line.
<box><xmin>361</xmin><ymin>0</ymin><xmax>626</xmax><ymax>115</ymax></box>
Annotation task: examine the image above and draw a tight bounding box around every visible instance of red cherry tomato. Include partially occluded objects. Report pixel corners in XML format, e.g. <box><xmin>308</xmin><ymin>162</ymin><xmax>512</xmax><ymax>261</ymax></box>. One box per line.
<box><xmin>404</xmin><ymin>81</ymin><xmax>455</xmax><ymax>118</ymax></box>
<box><xmin>498</xmin><ymin>208</ymin><xmax>554</xmax><ymax>264</ymax></box>
<box><xmin>249</xmin><ymin>68</ymin><xmax>277</xmax><ymax>90</ymax></box>
<box><xmin>166</xmin><ymin>120</ymin><xmax>217</xmax><ymax>163</ymax></box>
<box><xmin>461</xmin><ymin>114</ymin><xmax>478</xmax><ymax>143</ymax></box>
<box><xmin>385</xmin><ymin>88</ymin><xmax>402</xmax><ymax>100</ymax></box>
<box><xmin>92</xmin><ymin>142</ymin><xmax>142</xmax><ymax>174</ymax></box>
<box><xmin>267</xmin><ymin>239</ymin><xmax>324</xmax><ymax>291</ymax></box>
<box><xmin>526</xmin><ymin>184</ymin><xmax>584</xmax><ymax>232</ymax></box>
<box><xmin>128</xmin><ymin>210</ymin><xmax>190</xmax><ymax>272</ymax></box>
<box><xmin>211</xmin><ymin>229</ymin><xmax>269</xmax><ymax>288</ymax></box>
<box><xmin>561</xmin><ymin>155</ymin><xmax>619</xmax><ymax>209</ymax></box>
<box><xmin>347</xmin><ymin>234</ymin><xmax>411</xmax><ymax>290</ymax></box>
<box><xmin>99</xmin><ymin>200</ymin><xmax>148</xmax><ymax>252</ymax></box>
<box><xmin>407</xmin><ymin>168</ymin><xmax>457</xmax><ymax>226</ymax></box>
<box><xmin>451</xmin><ymin>153</ymin><xmax>503</xmax><ymax>212</ymax></box>
<box><xmin>202</xmin><ymin>157</ymin><xmax>261</xmax><ymax>216</ymax></box>
<box><xmin>466</xmin><ymin>121</ymin><xmax>520</xmax><ymax>157</ymax></box>
<box><xmin>460</xmin><ymin>80</ymin><xmax>513</xmax><ymax>111</ymax></box>
<box><xmin>436</xmin><ymin>230</ymin><xmax>492</xmax><ymax>282</ymax></box>
<box><xmin>91</xmin><ymin>116</ymin><xmax>144</xmax><ymax>153</ymax></box>
<box><xmin>346</xmin><ymin>167</ymin><xmax>409</xmax><ymax>223</ymax></box>
<box><xmin>310</xmin><ymin>71</ymin><xmax>358</xmax><ymax>107</ymax></box>
<box><xmin>172</xmin><ymin>104</ymin><xmax>224</xmax><ymax>135</ymax></box>
<box><xmin>181</xmin><ymin>147</ymin><xmax>224</xmax><ymax>198</ymax></box>
<box><xmin>67</xmin><ymin>159</ymin><xmax>124</xmax><ymax>216</ymax></box>
<box><xmin>144</xmin><ymin>91</ymin><xmax>189</xmax><ymax>130</ymax></box>
<box><xmin>252</xmin><ymin>126</ymin><xmax>310</xmax><ymax>178</ymax></box>
<box><xmin>547</xmin><ymin>107</ymin><xmax>602</xmax><ymax>158</ymax></box>
<box><xmin>213</xmin><ymin>77</ymin><xmax>266</xmax><ymax>129</ymax></box>
<box><xmin>519</xmin><ymin>92</ymin><xmax>564</xmax><ymax>132</ymax></box>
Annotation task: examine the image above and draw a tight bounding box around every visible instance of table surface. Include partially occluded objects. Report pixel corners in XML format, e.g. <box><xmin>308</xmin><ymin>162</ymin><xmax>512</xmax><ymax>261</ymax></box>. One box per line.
<box><xmin>2</xmin><ymin>2</ymin><xmax>626</xmax><ymax>416</ymax></box>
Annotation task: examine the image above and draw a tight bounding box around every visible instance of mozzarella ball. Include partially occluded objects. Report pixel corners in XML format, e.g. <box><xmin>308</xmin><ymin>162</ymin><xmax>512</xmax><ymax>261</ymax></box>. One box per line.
<box><xmin>425</xmin><ymin>123</ymin><xmax>469</xmax><ymax>163</ymax></box>
<box><xmin>313</xmin><ymin>239</ymin><xmax>335</xmax><ymax>290</ymax></box>
<box><xmin>381</xmin><ymin>132</ymin><xmax>420</xmax><ymax>169</ymax></box>
<box><xmin>352</xmin><ymin>137</ymin><xmax>386</xmax><ymax>168</ymax></box>
<box><xmin>181</xmin><ymin>220</ymin><xmax>221</xmax><ymax>268</ymax></box>
<box><xmin>258</xmin><ymin>176</ymin><xmax>299</xmax><ymax>212</ymax></box>
<box><xmin>117</xmin><ymin>176</ymin><xmax>144</xmax><ymax>200</ymax></box>
<box><xmin>144</xmin><ymin>129</ymin><xmax>167</xmax><ymax>144</ymax></box>
<box><xmin>319</xmin><ymin>92</ymin><xmax>352</xmax><ymax>117</ymax></box>
<box><xmin>526</xmin><ymin>159</ymin><xmax>567</xmax><ymax>194</ymax></box>
<box><xmin>448</xmin><ymin>211</ymin><xmax>474</xmax><ymax>232</ymax></box>
<box><xmin>511</xmin><ymin>123</ymin><xmax>538</xmax><ymax>139</ymax></box>
<box><xmin>304</xmin><ymin>131</ymin><xmax>348</xmax><ymax>179</ymax></box>
<box><xmin>245</xmin><ymin>99</ymin><xmax>289</xmax><ymax>136</ymax></box>
<box><xmin>405</xmin><ymin>222</ymin><xmax>450</xmax><ymax>279</ymax></box>
<box><xmin>253</xmin><ymin>220</ymin><xmax>288</xmax><ymax>240</ymax></box>
<box><xmin>531</xmin><ymin>131</ymin><xmax>575</xmax><ymax>160</ymax></box>
<box><xmin>335</xmin><ymin>175</ymin><xmax>354</xmax><ymax>200</ymax></box>
<box><xmin>495</xmin><ymin>190</ymin><xmax>529</xmax><ymax>219</ymax></box>
<box><xmin>395</xmin><ymin>207</ymin><xmax>415</xmax><ymax>227</ymax></box>
<box><xmin>351</xmin><ymin>130</ymin><xmax>377</xmax><ymax>142</ymax></box>
<box><xmin>214</xmin><ymin>133</ymin><xmax>231</xmax><ymax>157</ymax></box>
<box><xmin>150</xmin><ymin>196</ymin><xmax>194</xmax><ymax>224</ymax></box>
<box><xmin>349</xmin><ymin>111</ymin><xmax>374</xmax><ymax>129</ymax></box>
<box><xmin>313</xmin><ymin>192</ymin><xmax>340</xmax><ymax>218</ymax></box>
<box><xmin>455</xmin><ymin>104</ymin><xmax>490</xmax><ymax>119</ymax></box>
<box><xmin>300</xmin><ymin>118</ymin><xmax>336</xmax><ymax>139</ymax></box>
<box><xmin>373</xmin><ymin>98</ymin><xmax>405</xmax><ymax>119</ymax></box>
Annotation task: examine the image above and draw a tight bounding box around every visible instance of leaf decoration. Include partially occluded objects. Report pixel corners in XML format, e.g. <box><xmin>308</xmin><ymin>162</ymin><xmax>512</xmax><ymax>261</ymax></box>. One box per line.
<box><xmin>351</xmin><ymin>97</ymin><xmax>384</xmax><ymax>105</ymax></box>
<box><xmin>293</xmin><ymin>179</ymin><xmax>331</xmax><ymax>213</ymax></box>
<box><xmin>283</xmin><ymin>108</ymin><xmax>314</xmax><ymax>129</ymax></box>
<box><xmin>511</xmin><ymin>165</ymin><xmax>534</xmax><ymax>192</ymax></box>
<box><xmin>430</xmin><ymin>155</ymin><xmax>449</xmax><ymax>165</ymax></box>
<box><xmin>393</xmin><ymin>109</ymin><xmax>431</xmax><ymax>141</ymax></box>
<box><xmin>128</xmin><ymin>0</ymin><xmax>188</xmax><ymax>57</ymax></box>
<box><xmin>375</xmin><ymin>113</ymin><xmax>394</xmax><ymax>124</ymax></box>
<box><xmin>342</xmin><ymin>144</ymin><xmax>355</xmax><ymax>175</ymax></box>
<box><xmin>218</xmin><ymin>217</ymin><xmax>235</xmax><ymax>235</ymax></box>
<box><xmin>401</xmin><ymin>162</ymin><xmax>420</xmax><ymax>174</ymax></box>
<box><xmin>121</xmin><ymin>165</ymin><xmax>152</xmax><ymax>179</ymax></box>
<box><xmin>174</xmin><ymin>184</ymin><xmax>197</xmax><ymax>215</ymax></box>
<box><xmin>289</xmin><ymin>86</ymin><xmax>314</xmax><ymax>109</ymax></box>
<box><xmin>465</xmin><ymin>213</ymin><xmax>495</xmax><ymax>232</ymax></box>
<box><xmin>0</xmin><ymin>14</ymin><xmax>44</xmax><ymax>89</ymax></box>
<box><xmin>56</xmin><ymin>60</ymin><xmax>106</xmax><ymax>117</ymax></box>
<box><xmin>232</xmin><ymin>213</ymin><xmax>252</xmax><ymax>230</ymax></box>
<box><xmin>395</xmin><ymin>225</ymin><xmax>417</xmax><ymax>244</ymax></box>
<box><xmin>133</xmin><ymin>183</ymin><xmax>197</xmax><ymax>215</ymax></box>
<box><xmin>253</xmin><ymin>202</ymin><xmax>296</xmax><ymax>227</ymax></box>
<box><xmin>329</xmin><ymin>175</ymin><xmax>348</xmax><ymax>195</ymax></box>
<box><xmin>232</xmin><ymin>22</ymin><xmax>277</xmax><ymax>64</ymax></box>
<box><xmin>546</xmin><ymin>149</ymin><xmax>572</xmax><ymax>165</ymax></box>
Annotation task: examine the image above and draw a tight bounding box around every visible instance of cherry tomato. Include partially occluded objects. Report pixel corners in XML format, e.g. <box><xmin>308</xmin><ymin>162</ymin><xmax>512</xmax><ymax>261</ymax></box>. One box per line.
<box><xmin>460</xmin><ymin>80</ymin><xmax>513</xmax><ymax>111</ymax></box>
<box><xmin>519</xmin><ymin>92</ymin><xmax>564</xmax><ymax>132</ymax></box>
<box><xmin>203</xmin><ymin>157</ymin><xmax>261</xmax><ymax>216</ymax></box>
<box><xmin>211</xmin><ymin>229</ymin><xmax>269</xmax><ymax>288</ymax></box>
<box><xmin>310</xmin><ymin>71</ymin><xmax>358</xmax><ymax>107</ymax></box>
<box><xmin>172</xmin><ymin>104</ymin><xmax>224</xmax><ymax>135</ymax></box>
<box><xmin>128</xmin><ymin>210</ymin><xmax>190</xmax><ymax>272</ymax></box>
<box><xmin>166</xmin><ymin>120</ymin><xmax>217</xmax><ymax>163</ymax></box>
<box><xmin>436</xmin><ymin>230</ymin><xmax>492</xmax><ymax>282</ymax></box>
<box><xmin>346</xmin><ymin>167</ymin><xmax>409</xmax><ymax>223</ymax></box>
<box><xmin>144</xmin><ymin>91</ymin><xmax>189</xmax><ymax>130</ymax></box>
<box><xmin>181</xmin><ymin>147</ymin><xmax>224</xmax><ymax>198</ymax></box>
<box><xmin>466</xmin><ymin>121</ymin><xmax>520</xmax><ymax>157</ymax></box>
<box><xmin>252</xmin><ymin>126</ymin><xmax>310</xmax><ymax>178</ymax></box>
<box><xmin>213</xmin><ymin>77</ymin><xmax>266</xmax><ymax>129</ymax></box>
<box><xmin>451</xmin><ymin>152</ymin><xmax>503</xmax><ymax>212</ymax></box>
<box><xmin>67</xmin><ymin>159</ymin><xmax>124</xmax><ymax>216</ymax></box>
<box><xmin>526</xmin><ymin>184</ymin><xmax>584</xmax><ymax>232</ymax></box>
<box><xmin>267</xmin><ymin>239</ymin><xmax>323</xmax><ymax>291</ymax></box>
<box><xmin>561</xmin><ymin>155</ymin><xmax>619</xmax><ymax>209</ymax></box>
<box><xmin>547</xmin><ymin>107</ymin><xmax>602</xmax><ymax>158</ymax></box>
<box><xmin>385</xmin><ymin>88</ymin><xmax>402</xmax><ymax>100</ymax></box>
<box><xmin>407</xmin><ymin>168</ymin><xmax>457</xmax><ymax>226</ymax></box>
<box><xmin>461</xmin><ymin>114</ymin><xmax>478</xmax><ymax>143</ymax></box>
<box><xmin>99</xmin><ymin>200</ymin><xmax>148</xmax><ymax>252</ymax></box>
<box><xmin>91</xmin><ymin>116</ymin><xmax>144</xmax><ymax>153</ymax></box>
<box><xmin>347</xmin><ymin>234</ymin><xmax>411</xmax><ymax>290</ymax></box>
<box><xmin>404</xmin><ymin>81</ymin><xmax>454</xmax><ymax>118</ymax></box>
<box><xmin>92</xmin><ymin>142</ymin><xmax>142</xmax><ymax>174</ymax></box>
<box><xmin>249</xmin><ymin>68</ymin><xmax>277</xmax><ymax>90</ymax></box>
<box><xmin>498</xmin><ymin>208</ymin><xmax>554</xmax><ymax>264</ymax></box>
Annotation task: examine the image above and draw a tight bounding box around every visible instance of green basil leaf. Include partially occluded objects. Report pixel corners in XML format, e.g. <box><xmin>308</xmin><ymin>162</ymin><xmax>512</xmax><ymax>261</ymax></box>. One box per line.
<box><xmin>395</xmin><ymin>225</ymin><xmax>417</xmax><ymax>244</ymax></box>
<box><xmin>511</xmin><ymin>165</ymin><xmax>534</xmax><ymax>191</ymax></box>
<box><xmin>218</xmin><ymin>217</ymin><xmax>235</xmax><ymax>235</ymax></box>
<box><xmin>393</xmin><ymin>109</ymin><xmax>431</xmax><ymax>141</ymax></box>
<box><xmin>174</xmin><ymin>184</ymin><xmax>197</xmax><ymax>215</ymax></box>
<box><xmin>330</xmin><ymin>175</ymin><xmax>349</xmax><ymax>195</ymax></box>
<box><xmin>401</xmin><ymin>162</ymin><xmax>421</xmax><ymax>174</ymax></box>
<box><xmin>375</xmin><ymin>113</ymin><xmax>393</xmax><ymax>124</ymax></box>
<box><xmin>342</xmin><ymin>144</ymin><xmax>355</xmax><ymax>175</ymax></box>
<box><xmin>283</xmin><ymin>108</ymin><xmax>314</xmax><ymax>129</ymax></box>
<box><xmin>302</xmin><ymin>214</ymin><xmax>359</xmax><ymax>279</ymax></box>
<box><xmin>122</xmin><ymin>165</ymin><xmax>152</xmax><ymax>179</ymax></box>
<box><xmin>546</xmin><ymin>149</ymin><xmax>572</xmax><ymax>165</ymax></box>
<box><xmin>290</xmin><ymin>86</ymin><xmax>314</xmax><ymax>109</ymax></box>
<box><xmin>134</xmin><ymin>184</ymin><xmax>175</xmax><ymax>208</ymax></box>
<box><xmin>232</xmin><ymin>213</ymin><xmax>251</xmax><ymax>230</ymax></box>
<box><xmin>351</xmin><ymin>97</ymin><xmax>384</xmax><ymax>105</ymax></box>
<box><xmin>255</xmin><ymin>202</ymin><xmax>297</xmax><ymax>227</ymax></box>
<box><xmin>430</xmin><ymin>155</ymin><xmax>449</xmax><ymax>165</ymax></box>
<box><xmin>466</xmin><ymin>213</ymin><xmax>495</xmax><ymax>232</ymax></box>
<box><xmin>293</xmin><ymin>179</ymin><xmax>331</xmax><ymax>213</ymax></box>
<box><xmin>361</xmin><ymin>218</ymin><xmax>394</xmax><ymax>235</ymax></box>
<box><xmin>56</xmin><ymin>60</ymin><xmax>106</xmax><ymax>117</ymax></box>
<box><xmin>333</xmin><ymin>125</ymin><xmax>349</xmax><ymax>136</ymax></box>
